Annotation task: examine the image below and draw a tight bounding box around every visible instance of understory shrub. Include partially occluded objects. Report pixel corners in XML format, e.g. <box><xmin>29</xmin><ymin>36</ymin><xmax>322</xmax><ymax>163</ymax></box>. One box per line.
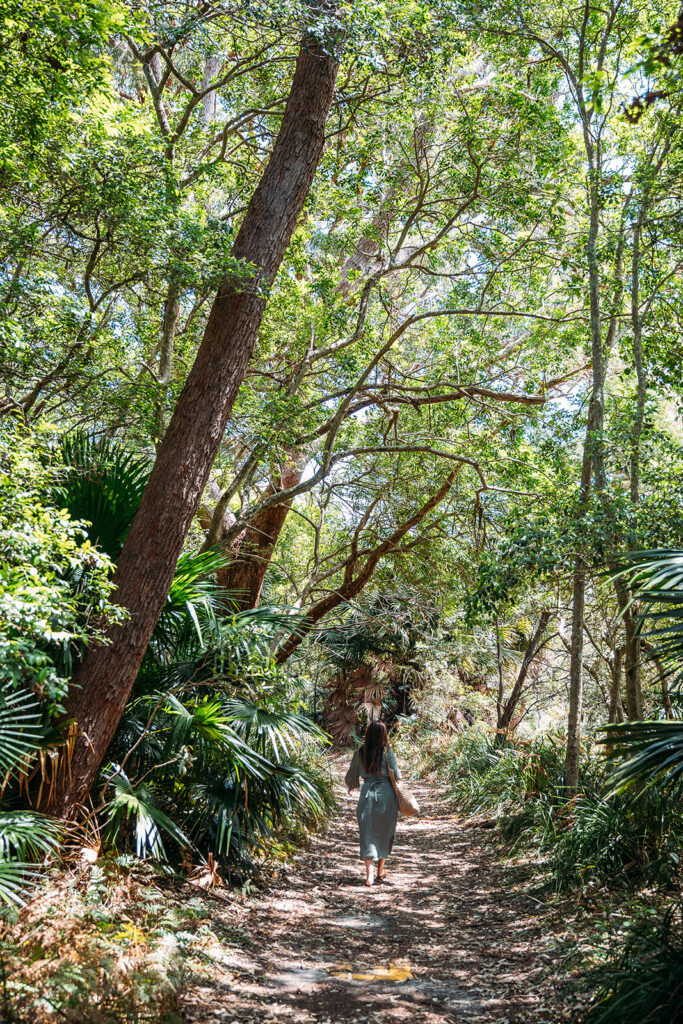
<box><xmin>425</xmin><ymin>728</ymin><xmax>683</xmax><ymax>890</ymax></box>
<box><xmin>539</xmin><ymin>789</ymin><xmax>682</xmax><ymax>890</ymax></box>
<box><xmin>8</xmin><ymin>431</ymin><xmax>336</xmax><ymax>886</ymax></box>
<box><xmin>444</xmin><ymin>729</ymin><xmax>571</xmax><ymax>811</ymax></box>
<box><xmin>583</xmin><ymin>901</ymin><xmax>683</xmax><ymax>1024</ymax></box>
<box><xmin>0</xmin><ymin>859</ymin><xmax>229</xmax><ymax>1023</ymax></box>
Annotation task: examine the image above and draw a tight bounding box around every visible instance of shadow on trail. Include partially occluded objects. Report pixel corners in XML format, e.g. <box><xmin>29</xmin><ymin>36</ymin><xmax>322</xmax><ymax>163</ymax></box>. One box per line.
<box><xmin>180</xmin><ymin>762</ymin><xmax>559</xmax><ymax>1024</ymax></box>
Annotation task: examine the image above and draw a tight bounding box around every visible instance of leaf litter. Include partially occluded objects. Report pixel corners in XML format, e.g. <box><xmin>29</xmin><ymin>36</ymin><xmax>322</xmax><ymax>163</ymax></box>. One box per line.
<box><xmin>3</xmin><ymin>755</ymin><xmax>598</xmax><ymax>1023</ymax></box>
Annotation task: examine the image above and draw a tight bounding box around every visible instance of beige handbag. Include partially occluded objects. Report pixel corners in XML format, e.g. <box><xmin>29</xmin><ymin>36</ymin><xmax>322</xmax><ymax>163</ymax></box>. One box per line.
<box><xmin>388</xmin><ymin>767</ymin><xmax>419</xmax><ymax>817</ymax></box>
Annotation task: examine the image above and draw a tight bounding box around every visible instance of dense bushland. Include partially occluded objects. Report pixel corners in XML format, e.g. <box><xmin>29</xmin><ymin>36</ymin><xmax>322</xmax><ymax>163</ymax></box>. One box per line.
<box><xmin>0</xmin><ymin>427</ymin><xmax>335</xmax><ymax>909</ymax></box>
<box><xmin>3</xmin><ymin>0</ymin><xmax>683</xmax><ymax>1021</ymax></box>
<box><xmin>413</xmin><ymin>727</ymin><xmax>682</xmax><ymax>892</ymax></box>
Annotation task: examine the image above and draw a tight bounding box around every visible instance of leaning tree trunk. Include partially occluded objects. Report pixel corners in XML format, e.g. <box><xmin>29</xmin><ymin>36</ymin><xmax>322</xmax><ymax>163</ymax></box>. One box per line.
<box><xmin>496</xmin><ymin>610</ymin><xmax>551</xmax><ymax>735</ymax></box>
<box><xmin>218</xmin><ymin>459</ymin><xmax>304</xmax><ymax>608</ymax></box>
<box><xmin>47</xmin><ymin>38</ymin><xmax>339</xmax><ymax>819</ymax></box>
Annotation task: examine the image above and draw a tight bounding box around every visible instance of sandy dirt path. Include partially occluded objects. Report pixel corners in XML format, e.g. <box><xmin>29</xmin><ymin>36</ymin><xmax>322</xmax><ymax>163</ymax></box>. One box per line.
<box><xmin>181</xmin><ymin>759</ymin><xmax>565</xmax><ymax>1024</ymax></box>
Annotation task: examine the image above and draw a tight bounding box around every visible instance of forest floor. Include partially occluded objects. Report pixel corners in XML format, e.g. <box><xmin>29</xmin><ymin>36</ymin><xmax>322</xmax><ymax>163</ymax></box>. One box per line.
<box><xmin>180</xmin><ymin>756</ymin><xmax>578</xmax><ymax>1024</ymax></box>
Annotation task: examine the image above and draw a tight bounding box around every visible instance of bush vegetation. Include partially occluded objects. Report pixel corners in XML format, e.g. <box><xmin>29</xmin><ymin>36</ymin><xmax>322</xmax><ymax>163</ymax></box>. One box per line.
<box><xmin>584</xmin><ymin>901</ymin><xmax>683</xmax><ymax>1024</ymax></box>
<box><xmin>3</xmin><ymin>4</ymin><xmax>683</xmax><ymax>1021</ymax></box>
<box><xmin>414</xmin><ymin>727</ymin><xmax>683</xmax><ymax>892</ymax></box>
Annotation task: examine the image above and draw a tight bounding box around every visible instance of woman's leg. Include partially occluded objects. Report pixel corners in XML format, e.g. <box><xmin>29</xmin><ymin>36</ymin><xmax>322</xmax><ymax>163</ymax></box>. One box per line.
<box><xmin>377</xmin><ymin>857</ymin><xmax>386</xmax><ymax>880</ymax></box>
<box><xmin>364</xmin><ymin>858</ymin><xmax>375</xmax><ymax>886</ymax></box>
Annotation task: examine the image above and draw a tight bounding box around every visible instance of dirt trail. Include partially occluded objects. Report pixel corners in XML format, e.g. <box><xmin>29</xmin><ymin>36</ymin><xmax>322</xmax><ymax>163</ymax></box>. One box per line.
<box><xmin>181</xmin><ymin>759</ymin><xmax>565</xmax><ymax>1024</ymax></box>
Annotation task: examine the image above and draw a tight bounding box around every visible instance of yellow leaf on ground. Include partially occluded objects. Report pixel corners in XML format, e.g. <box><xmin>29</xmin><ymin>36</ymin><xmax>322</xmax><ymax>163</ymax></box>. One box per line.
<box><xmin>328</xmin><ymin>961</ymin><xmax>414</xmax><ymax>982</ymax></box>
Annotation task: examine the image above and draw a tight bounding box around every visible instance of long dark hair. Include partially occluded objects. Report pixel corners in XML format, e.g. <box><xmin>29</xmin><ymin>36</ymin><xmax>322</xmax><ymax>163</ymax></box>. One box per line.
<box><xmin>361</xmin><ymin>721</ymin><xmax>388</xmax><ymax>775</ymax></box>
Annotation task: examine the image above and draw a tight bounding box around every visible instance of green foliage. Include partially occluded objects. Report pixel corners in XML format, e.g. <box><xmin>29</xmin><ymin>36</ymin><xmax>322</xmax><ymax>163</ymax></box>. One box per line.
<box><xmin>317</xmin><ymin>591</ymin><xmax>438</xmax><ymax>674</ymax></box>
<box><xmin>0</xmin><ymin>0</ymin><xmax>127</xmax><ymax>171</ymax></box>
<box><xmin>0</xmin><ymin>681</ymin><xmax>43</xmax><ymax>776</ymax></box>
<box><xmin>0</xmin><ymin>427</ymin><xmax>121</xmax><ymax>701</ymax></box>
<box><xmin>614</xmin><ymin>549</ymin><xmax>683</xmax><ymax>687</ymax></box>
<box><xmin>54</xmin><ymin>432</ymin><xmax>151</xmax><ymax>561</ymax></box>
<box><xmin>0</xmin><ymin>812</ymin><xmax>61</xmax><ymax>907</ymax></box>
<box><xmin>105</xmin><ymin>595</ymin><xmax>333</xmax><ymax>876</ymax></box>
<box><xmin>0</xmin><ymin>681</ymin><xmax>62</xmax><ymax>906</ymax></box>
<box><xmin>23</xmin><ymin>432</ymin><xmax>331</xmax><ymax>878</ymax></box>
<box><xmin>602</xmin><ymin>720</ymin><xmax>683</xmax><ymax>804</ymax></box>
<box><xmin>599</xmin><ymin>549</ymin><xmax>683</xmax><ymax>803</ymax></box>
<box><xmin>426</xmin><ymin>727</ymin><xmax>683</xmax><ymax>891</ymax></box>
<box><xmin>584</xmin><ymin>902</ymin><xmax>683</xmax><ymax>1024</ymax></box>
<box><xmin>468</xmin><ymin>497</ymin><xmax>683</xmax><ymax>623</ymax></box>
<box><xmin>539</xmin><ymin>789</ymin><xmax>681</xmax><ymax>892</ymax></box>
<box><xmin>1</xmin><ymin>12</ymin><xmax>683</xmax><ymax>1014</ymax></box>
<box><xmin>105</xmin><ymin>770</ymin><xmax>190</xmax><ymax>860</ymax></box>
<box><xmin>433</xmin><ymin>728</ymin><xmax>570</xmax><ymax>812</ymax></box>
<box><xmin>107</xmin><ymin>686</ymin><xmax>333</xmax><ymax>877</ymax></box>
<box><xmin>153</xmin><ymin>548</ymin><xmax>236</xmax><ymax>655</ymax></box>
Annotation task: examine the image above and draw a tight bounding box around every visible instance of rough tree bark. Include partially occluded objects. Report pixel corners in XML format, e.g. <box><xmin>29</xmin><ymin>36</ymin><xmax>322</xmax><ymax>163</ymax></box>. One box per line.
<box><xmin>218</xmin><ymin>457</ymin><xmax>305</xmax><ymax>608</ymax></box>
<box><xmin>47</xmin><ymin>36</ymin><xmax>340</xmax><ymax>818</ymax></box>
<box><xmin>275</xmin><ymin>471</ymin><xmax>456</xmax><ymax>663</ymax></box>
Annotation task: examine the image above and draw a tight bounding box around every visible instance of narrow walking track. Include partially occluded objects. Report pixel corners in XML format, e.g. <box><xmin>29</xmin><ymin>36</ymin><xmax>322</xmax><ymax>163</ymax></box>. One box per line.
<box><xmin>181</xmin><ymin>760</ymin><xmax>565</xmax><ymax>1024</ymax></box>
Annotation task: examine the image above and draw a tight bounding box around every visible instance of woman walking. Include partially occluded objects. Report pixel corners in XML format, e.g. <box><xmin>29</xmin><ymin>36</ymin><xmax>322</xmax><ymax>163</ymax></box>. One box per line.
<box><xmin>345</xmin><ymin>721</ymin><xmax>402</xmax><ymax>887</ymax></box>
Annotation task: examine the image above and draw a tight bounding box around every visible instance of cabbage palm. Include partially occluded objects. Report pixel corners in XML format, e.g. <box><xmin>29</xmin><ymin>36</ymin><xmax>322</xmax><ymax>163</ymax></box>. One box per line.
<box><xmin>102</xmin><ymin>603</ymin><xmax>331</xmax><ymax>875</ymax></box>
<box><xmin>604</xmin><ymin>550</ymin><xmax>683</xmax><ymax>797</ymax></box>
<box><xmin>104</xmin><ymin>682</ymin><xmax>331</xmax><ymax>876</ymax></box>
<box><xmin>54</xmin><ymin>432</ymin><xmax>151</xmax><ymax>561</ymax></box>
<box><xmin>48</xmin><ymin>435</ymin><xmax>330</xmax><ymax>877</ymax></box>
<box><xmin>0</xmin><ymin>683</ymin><xmax>61</xmax><ymax>904</ymax></box>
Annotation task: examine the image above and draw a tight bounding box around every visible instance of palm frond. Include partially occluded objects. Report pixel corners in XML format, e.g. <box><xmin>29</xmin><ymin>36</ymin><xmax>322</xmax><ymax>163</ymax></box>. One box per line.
<box><xmin>225</xmin><ymin>698</ymin><xmax>328</xmax><ymax>762</ymax></box>
<box><xmin>54</xmin><ymin>432</ymin><xmax>150</xmax><ymax>560</ymax></box>
<box><xmin>0</xmin><ymin>811</ymin><xmax>62</xmax><ymax>860</ymax></box>
<box><xmin>152</xmin><ymin>548</ymin><xmax>234</xmax><ymax>654</ymax></box>
<box><xmin>162</xmin><ymin>694</ymin><xmax>270</xmax><ymax>776</ymax></box>
<box><xmin>0</xmin><ymin>860</ymin><xmax>41</xmax><ymax>907</ymax></box>
<box><xmin>104</xmin><ymin>768</ymin><xmax>189</xmax><ymax>859</ymax></box>
<box><xmin>601</xmin><ymin>720</ymin><xmax>683</xmax><ymax>802</ymax></box>
<box><xmin>0</xmin><ymin>684</ymin><xmax>43</xmax><ymax>776</ymax></box>
<box><xmin>613</xmin><ymin>549</ymin><xmax>683</xmax><ymax>687</ymax></box>
<box><xmin>0</xmin><ymin>811</ymin><xmax>62</xmax><ymax>906</ymax></box>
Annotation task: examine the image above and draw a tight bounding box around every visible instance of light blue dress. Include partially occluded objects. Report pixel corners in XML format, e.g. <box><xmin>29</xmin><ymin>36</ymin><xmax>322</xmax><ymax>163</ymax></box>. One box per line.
<box><xmin>346</xmin><ymin>747</ymin><xmax>402</xmax><ymax>861</ymax></box>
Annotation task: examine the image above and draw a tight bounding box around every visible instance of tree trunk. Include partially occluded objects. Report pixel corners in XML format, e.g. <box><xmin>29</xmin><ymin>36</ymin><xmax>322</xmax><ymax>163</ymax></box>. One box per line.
<box><xmin>566</xmin><ymin>553</ymin><xmax>587</xmax><ymax>792</ymax></box>
<box><xmin>496</xmin><ymin>610</ymin><xmax>551</xmax><ymax>734</ymax></box>
<box><xmin>202</xmin><ymin>55</ymin><xmax>223</xmax><ymax>124</ymax></box>
<box><xmin>608</xmin><ymin>647</ymin><xmax>625</xmax><ymax>724</ymax></box>
<box><xmin>47</xmin><ymin>38</ymin><xmax>339</xmax><ymax>819</ymax></box>
<box><xmin>155</xmin><ymin>279</ymin><xmax>180</xmax><ymax>444</ymax></box>
<box><xmin>651</xmin><ymin>654</ymin><xmax>674</xmax><ymax>720</ymax></box>
<box><xmin>218</xmin><ymin>459</ymin><xmax>304</xmax><ymax>608</ymax></box>
<box><xmin>619</xmin><ymin>595</ymin><xmax>643</xmax><ymax>719</ymax></box>
<box><xmin>617</xmin><ymin>210</ymin><xmax>647</xmax><ymax>720</ymax></box>
<box><xmin>495</xmin><ymin>617</ymin><xmax>505</xmax><ymax>727</ymax></box>
<box><xmin>566</xmin><ymin>155</ymin><xmax>604</xmax><ymax>793</ymax></box>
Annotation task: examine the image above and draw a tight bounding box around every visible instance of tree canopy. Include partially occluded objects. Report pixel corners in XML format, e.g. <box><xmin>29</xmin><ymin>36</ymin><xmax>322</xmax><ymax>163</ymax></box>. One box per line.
<box><xmin>2</xmin><ymin>2</ymin><xmax>683</xmax><ymax>1019</ymax></box>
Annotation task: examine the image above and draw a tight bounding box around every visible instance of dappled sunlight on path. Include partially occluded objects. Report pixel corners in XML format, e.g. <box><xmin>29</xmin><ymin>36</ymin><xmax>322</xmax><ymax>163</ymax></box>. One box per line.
<box><xmin>181</xmin><ymin>759</ymin><xmax>562</xmax><ymax>1024</ymax></box>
